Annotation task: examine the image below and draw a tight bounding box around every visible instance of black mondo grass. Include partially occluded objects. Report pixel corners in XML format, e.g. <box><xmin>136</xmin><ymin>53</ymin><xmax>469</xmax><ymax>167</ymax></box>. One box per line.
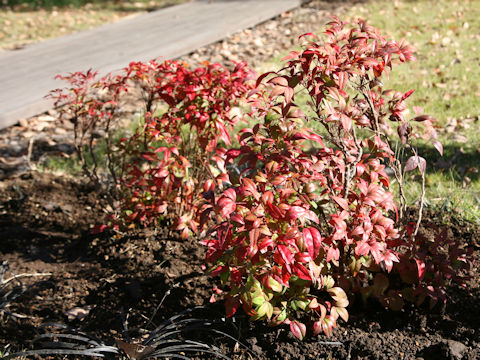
<box><xmin>2</xmin><ymin>306</ymin><xmax>257</xmax><ymax>359</ymax></box>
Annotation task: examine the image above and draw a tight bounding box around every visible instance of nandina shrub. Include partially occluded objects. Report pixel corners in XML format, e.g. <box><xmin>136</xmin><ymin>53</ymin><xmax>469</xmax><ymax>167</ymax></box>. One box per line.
<box><xmin>115</xmin><ymin>60</ymin><xmax>256</xmax><ymax>238</ymax></box>
<box><xmin>200</xmin><ymin>18</ymin><xmax>472</xmax><ymax>339</ymax></box>
<box><xmin>50</xmin><ymin>69</ymin><xmax>128</xmax><ymax>193</ymax></box>
<box><xmin>51</xmin><ymin>59</ymin><xmax>256</xmax><ymax>238</ymax></box>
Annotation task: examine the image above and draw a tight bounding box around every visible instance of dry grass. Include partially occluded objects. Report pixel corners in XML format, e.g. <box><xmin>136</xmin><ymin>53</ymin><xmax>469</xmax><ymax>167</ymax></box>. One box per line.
<box><xmin>0</xmin><ymin>0</ymin><xmax>188</xmax><ymax>49</ymax></box>
<box><xmin>344</xmin><ymin>0</ymin><xmax>480</xmax><ymax>222</ymax></box>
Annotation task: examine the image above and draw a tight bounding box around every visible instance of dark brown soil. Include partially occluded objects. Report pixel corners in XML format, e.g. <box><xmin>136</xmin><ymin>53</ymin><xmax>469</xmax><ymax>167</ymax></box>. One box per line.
<box><xmin>1</xmin><ymin>171</ymin><xmax>479</xmax><ymax>360</ymax></box>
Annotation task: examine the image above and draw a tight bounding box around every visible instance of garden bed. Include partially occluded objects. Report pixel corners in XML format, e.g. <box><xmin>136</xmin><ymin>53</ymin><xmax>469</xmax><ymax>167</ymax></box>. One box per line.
<box><xmin>0</xmin><ymin>171</ymin><xmax>478</xmax><ymax>359</ymax></box>
<box><xmin>1</xmin><ymin>1</ymin><xmax>479</xmax><ymax>359</ymax></box>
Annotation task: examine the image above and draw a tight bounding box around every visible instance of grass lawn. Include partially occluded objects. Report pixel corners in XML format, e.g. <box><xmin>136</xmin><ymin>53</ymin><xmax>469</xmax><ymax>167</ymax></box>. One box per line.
<box><xmin>0</xmin><ymin>0</ymin><xmax>188</xmax><ymax>49</ymax></box>
<box><xmin>339</xmin><ymin>0</ymin><xmax>480</xmax><ymax>223</ymax></box>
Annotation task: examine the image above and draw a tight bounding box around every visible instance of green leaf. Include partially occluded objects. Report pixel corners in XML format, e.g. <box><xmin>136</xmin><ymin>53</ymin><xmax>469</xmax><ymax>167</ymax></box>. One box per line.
<box><xmin>252</xmin><ymin>296</ymin><xmax>265</xmax><ymax>307</ymax></box>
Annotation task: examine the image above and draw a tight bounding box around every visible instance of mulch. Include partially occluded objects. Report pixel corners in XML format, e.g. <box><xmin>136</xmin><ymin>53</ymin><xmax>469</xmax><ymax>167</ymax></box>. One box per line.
<box><xmin>0</xmin><ymin>171</ymin><xmax>479</xmax><ymax>359</ymax></box>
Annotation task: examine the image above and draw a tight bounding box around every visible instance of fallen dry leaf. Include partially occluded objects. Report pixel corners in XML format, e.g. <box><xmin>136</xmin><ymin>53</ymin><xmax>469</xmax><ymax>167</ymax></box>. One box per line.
<box><xmin>449</xmin><ymin>133</ymin><xmax>468</xmax><ymax>143</ymax></box>
<box><xmin>64</xmin><ymin>305</ymin><xmax>92</xmax><ymax>321</ymax></box>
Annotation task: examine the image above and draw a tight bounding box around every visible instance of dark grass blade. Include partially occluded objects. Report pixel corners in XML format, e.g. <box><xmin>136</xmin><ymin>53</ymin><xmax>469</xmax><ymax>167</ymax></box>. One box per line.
<box><xmin>33</xmin><ymin>341</ymin><xmax>88</xmax><ymax>350</ymax></box>
<box><xmin>147</xmin><ymin>316</ymin><xmax>233</xmax><ymax>342</ymax></box>
<box><xmin>151</xmin><ymin>306</ymin><xmax>210</xmax><ymax>333</ymax></box>
<box><xmin>144</xmin><ymin>309</ymin><xmax>258</xmax><ymax>359</ymax></box>
<box><xmin>39</xmin><ymin>322</ymin><xmax>105</xmax><ymax>344</ymax></box>
<box><xmin>147</xmin><ymin>353</ymin><xmax>190</xmax><ymax>360</ymax></box>
<box><xmin>149</xmin><ymin>327</ymin><xmax>256</xmax><ymax>359</ymax></box>
<box><xmin>33</xmin><ymin>333</ymin><xmax>104</xmax><ymax>346</ymax></box>
<box><xmin>147</xmin><ymin>319</ymin><xmax>250</xmax><ymax>348</ymax></box>
<box><xmin>149</xmin><ymin>347</ymin><xmax>231</xmax><ymax>360</ymax></box>
<box><xmin>2</xmin><ymin>305</ymin><xmax>256</xmax><ymax>360</ymax></box>
<box><xmin>1</xmin><ymin>347</ymin><xmax>119</xmax><ymax>359</ymax></box>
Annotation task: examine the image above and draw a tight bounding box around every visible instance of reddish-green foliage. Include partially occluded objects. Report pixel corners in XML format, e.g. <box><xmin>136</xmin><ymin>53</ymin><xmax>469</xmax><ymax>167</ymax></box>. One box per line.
<box><xmin>51</xmin><ymin>69</ymin><xmax>128</xmax><ymax>191</ymax></box>
<box><xmin>391</xmin><ymin>225</ymin><xmax>471</xmax><ymax>309</ymax></box>
<box><xmin>51</xmin><ymin>59</ymin><xmax>256</xmax><ymax>238</ymax></box>
<box><xmin>116</xmin><ymin>60</ymin><xmax>255</xmax><ymax>238</ymax></box>
<box><xmin>200</xmin><ymin>18</ymin><xmax>472</xmax><ymax>339</ymax></box>
<box><xmin>51</xmin><ymin>17</ymin><xmax>472</xmax><ymax>342</ymax></box>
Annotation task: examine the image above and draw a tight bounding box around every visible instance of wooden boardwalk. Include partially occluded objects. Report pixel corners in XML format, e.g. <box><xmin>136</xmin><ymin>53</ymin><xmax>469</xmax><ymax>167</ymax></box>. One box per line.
<box><xmin>0</xmin><ymin>0</ymin><xmax>302</xmax><ymax>130</ymax></box>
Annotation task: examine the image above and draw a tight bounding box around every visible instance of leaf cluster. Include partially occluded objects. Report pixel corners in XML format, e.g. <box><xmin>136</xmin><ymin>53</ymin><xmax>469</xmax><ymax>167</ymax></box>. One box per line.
<box><xmin>200</xmin><ymin>18</ymin><xmax>472</xmax><ymax>339</ymax></box>
<box><xmin>50</xmin><ymin>60</ymin><xmax>255</xmax><ymax>238</ymax></box>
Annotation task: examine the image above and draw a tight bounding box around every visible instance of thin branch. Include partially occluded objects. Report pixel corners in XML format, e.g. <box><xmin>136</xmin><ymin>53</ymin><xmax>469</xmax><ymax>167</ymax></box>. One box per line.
<box><xmin>144</xmin><ymin>285</ymin><xmax>177</xmax><ymax>330</ymax></box>
<box><xmin>343</xmin><ymin>125</ymin><xmax>363</xmax><ymax>199</ymax></box>
<box><xmin>413</xmin><ymin>148</ymin><xmax>426</xmax><ymax>236</ymax></box>
<box><xmin>362</xmin><ymin>80</ymin><xmax>381</xmax><ymax>138</ymax></box>
<box><xmin>392</xmin><ymin>142</ymin><xmax>407</xmax><ymax>222</ymax></box>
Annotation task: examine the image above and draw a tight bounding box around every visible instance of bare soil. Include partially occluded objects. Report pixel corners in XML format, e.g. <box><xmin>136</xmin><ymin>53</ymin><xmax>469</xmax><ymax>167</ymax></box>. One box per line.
<box><xmin>0</xmin><ymin>171</ymin><xmax>479</xmax><ymax>359</ymax></box>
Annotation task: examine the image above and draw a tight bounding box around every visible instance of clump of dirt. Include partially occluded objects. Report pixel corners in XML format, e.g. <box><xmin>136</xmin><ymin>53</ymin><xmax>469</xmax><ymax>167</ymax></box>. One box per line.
<box><xmin>0</xmin><ymin>171</ymin><xmax>479</xmax><ymax>359</ymax></box>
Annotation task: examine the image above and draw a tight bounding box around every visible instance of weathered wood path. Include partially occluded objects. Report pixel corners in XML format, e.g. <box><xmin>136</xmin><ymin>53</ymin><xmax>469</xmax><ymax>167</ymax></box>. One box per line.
<box><xmin>0</xmin><ymin>0</ymin><xmax>302</xmax><ymax>130</ymax></box>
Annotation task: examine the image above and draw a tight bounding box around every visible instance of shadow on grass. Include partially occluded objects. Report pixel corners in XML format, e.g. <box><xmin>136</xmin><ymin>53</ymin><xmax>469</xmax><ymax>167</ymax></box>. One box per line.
<box><xmin>416</xmin><ymin>142</ymin><xmax>479</xmax><ymax>182</ymax></box>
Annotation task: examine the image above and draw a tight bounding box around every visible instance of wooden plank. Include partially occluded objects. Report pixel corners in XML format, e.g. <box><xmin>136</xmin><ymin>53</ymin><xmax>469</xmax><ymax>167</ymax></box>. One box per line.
<box><xmin>0</xmin><ymin>0</ymin><xmax>302</xmax><ymax>130</ymax></box>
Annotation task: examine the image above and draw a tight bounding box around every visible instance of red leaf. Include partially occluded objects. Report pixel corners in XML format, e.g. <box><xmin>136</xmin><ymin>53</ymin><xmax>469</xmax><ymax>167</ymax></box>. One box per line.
<box><xmin>230</xmin><ymin>213</ymin><xmax>244</xmax><ymax>225</ymax></box>
<box><xmin>303</xmin><ymin>227</ymin><xmax>322</xmax><ymax>259</ymax></box>
<box><xmin>288</xmin><ymin>206</ymin><xmax>306</xmax><ymax>220</ymax></box>
<box><xmin>415</xmin><ymin>259</ymin><xmax>426</xmax><ymax>281</ymax></box>
<box><xmin>293</xmin><ymin>263</ymin><xmax>311</xmax><ymax>281</ymax></box>
<box><xmin>217</xmin><ymin>197</ymin><xmax>236</xmax><ymax>218</ymax></box>
<box><xmin>355</xmin><ymin>241</ymin><xmax>369</xmax><ymax>257</ymax></box>
<box><xmin>278</xmin><ymin>245</ymin><xmax>294</xmax><ymax>265</ymax></box>
<box><xmin>262</xmin><ymin>191</ymin><xmax>274</xmax><ymax>205</ymax></box>
<box><xmin>266</xmin><ymin>202</ymin><xmax>283</xmax><ymax>219</ymax></box>
<box><xmin>322</xmin><ymin>317</ymin><xmax>334</xmax><ymax>337</ymax></box>
<box><xmin>404</xmin><ymin>156</ymin><xmax>418</xmax><ymax>172</ymax></box>
<box><xmin>290</xmin><ymin>321</ymin><xmax>306</xmax><ymax>340</ymax></box>
<box><xmin>337</xmin><ymin>72</ymin><xmax>347</xmax><ymax>90</ymax></box>
<box><xmin>203</xmin><ymin>179</ymin><xmax>215</xmax><ymax>193</ymax></box>
<box><xmin>313</xmin><ymin>320</ymin><xmax>322</xmax><ymax>336</ymax></box>
<box><xmin>412</xmin><ymin>114</ymin><xmax>434</xmax><ymax>122</ymax></box>
<box><xmin>224</xmin><ymin>188</ymin><xmax>236</xmax><ymax>200</ymax></box>
<box><xmin>361</xmin><ymin>57</ymin><xmax>379</xmax><ymax>67</ymax></box>
<box><xmin>271</xmin><ymin>85</ymin><xmax>285</xmax><ymax>98</ymax></box>
<box><xmin>304</xmin><ymin>210</ymin><xmax>319</xmax><ymax>224</ymax></box>
<box><xmin>141</xmin><ymin>152</ymin><xmax>157</xmax><ymax>162</ymax></box>
<box><xmin>281</xmin><ymin>51</ymin><xmax>300</xmax><ymax>62</ymax></box>
<box><xmin>383</xmin><ymin>250</ymin><xmax>399</xmax><ymax>273</ymax></box>
<box><xmin>332</xmin><ymin>196</ymin><xmax>349</xmax><ymax>211</ymax></box>
<box><xmin>401</xmin><ymin>89</ymin><xmax>415</xmax><ymax>101</ymax></box>
<box><xmin>299</xmin><ymin>32</ymin><xmax>317</xmax><ymax>40</ymax></box>
<box><xmin>268</xmin><ymin>76</ymin><xmax>289</xmax><ymax>87</ymax></box>
<box><xmin>284</xmin><ymin>87</ymin><xmax>294</xmax><ymax>103</ymax></box>
<box><xmin>326</xmin><ymin>246</ymin><xmax>340</xmax><ymax>262</ymax></box>
<box><xmin>255</xmin><ymin>71</ymin><xmax>276</xmax><ymax>87</ymax></box>
<box><xmin>225</xmin><ymin>149</ymin><xmax>242</xmax><ymax>161</ymax></box>
<box><xmin>288</xmin><ymin>206</ymin><xmax>319</xmax><ymax>224</ymax></box>
<box><xmin>225</xmin><ymin>297</ymin><xmax>240</xmax><ymax>317</ymax></box>
<box><xmin>417</xmin><ymin>156</ymin><xmax>426</xmax><ymax>173</ymax></box>
<box><xmin>242</xmin><ymin>178</ymin><xmax>260</xmax><ymax>200</ymax></box>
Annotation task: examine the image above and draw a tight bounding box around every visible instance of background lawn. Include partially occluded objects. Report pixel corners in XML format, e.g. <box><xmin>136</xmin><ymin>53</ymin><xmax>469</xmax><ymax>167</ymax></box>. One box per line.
<box><xmin>342</xmin><ymin>0</ymin><xmax>480</xmax><ymax>223</ymax></box>
<box><xmin>0</xmin><ymin>0</ymin><xmax>188</xmax><ymax>49</ymax></box>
